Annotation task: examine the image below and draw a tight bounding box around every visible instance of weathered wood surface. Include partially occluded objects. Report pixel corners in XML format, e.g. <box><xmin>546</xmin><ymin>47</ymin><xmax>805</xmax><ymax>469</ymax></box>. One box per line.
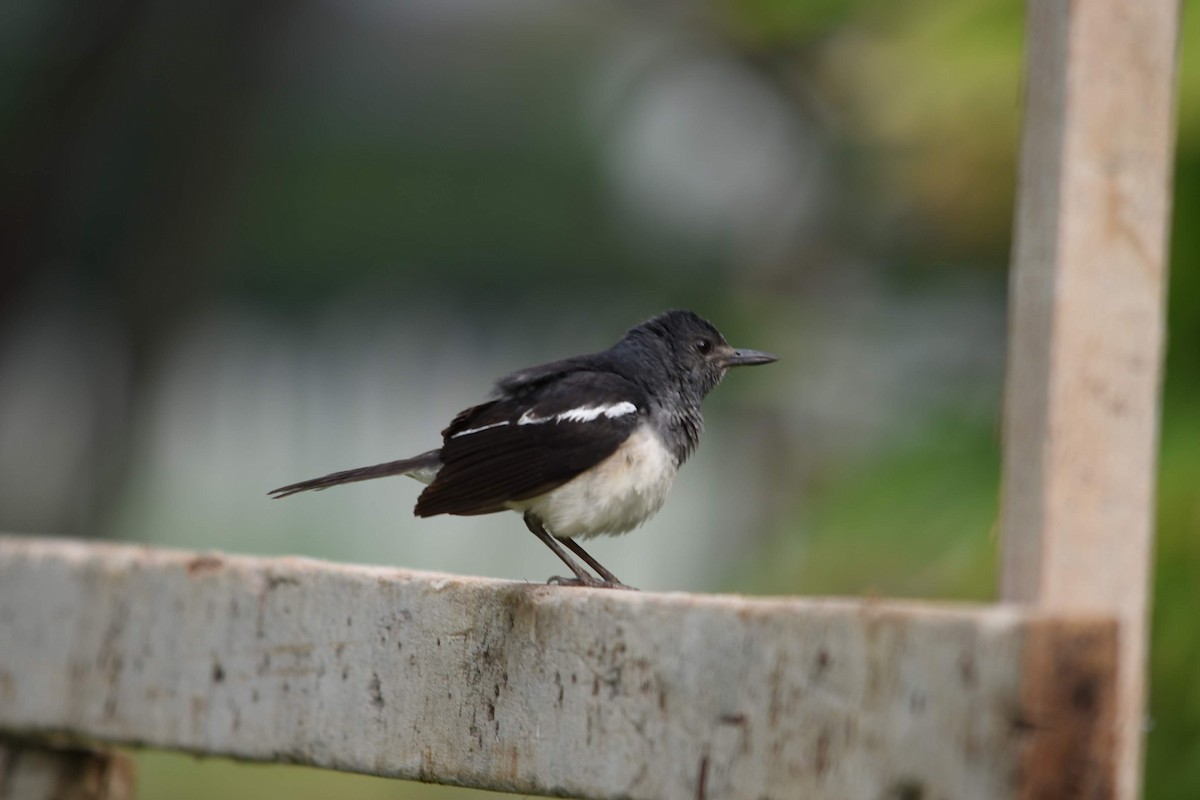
<box><xmin>1001</xmin><ymin>1</ymin><xmax>1180</xmax><ymax>796</ymax></box>
<box><xmin>0</xmin><ymin>536</ymin><xmax>1115</xmax><ymax>799</ymax></box>
<box><xmin>0</xmin><ymin>741</ymin><xmax>134</xmax><ymax>800</ymax></box>
<box><xmin>0</xmin><ymin>537</ymin><xmax>1113</xmax><ymax>800</ymax></box>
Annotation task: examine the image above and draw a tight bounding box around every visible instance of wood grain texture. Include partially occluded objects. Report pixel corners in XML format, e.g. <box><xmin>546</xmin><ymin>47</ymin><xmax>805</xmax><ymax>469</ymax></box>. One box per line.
<box><xmin>1001</xmin><ymin>1</ymin><xmax>1180</xmax><ymax>796</ymax></box>
<box><xmin>1018</xmin><ymin>620</ymin><xmax>1118</xmax><ymax>800</ymax></box>
<box><xmin>0</xmin><ymin>741</ymin><xmax>134</xmax><ymax>800</ymax></box>
<box><xmin>0</xmin><ymin>536</ymin><xmax>1116</xmax><ymax>799</ymax></box>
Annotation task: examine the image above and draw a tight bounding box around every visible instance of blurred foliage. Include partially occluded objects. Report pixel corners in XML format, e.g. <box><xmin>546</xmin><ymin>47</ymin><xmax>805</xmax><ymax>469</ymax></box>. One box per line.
<box><xmin>735</xmin><ymin>415</ymin><xmax>998</xmax><ymax>601</ymax></box>
<box><xmin>817</xmin><ymin>1</ymin><xmax>1024</xmax><ymax>263</ymax></box>
<box><xmin>1146</xmin><ymin>394</ymin><xmax>1200</xmax><ymax>800</ymax></box>
<box><xmin>136</xmin><ymin>751</ymin><xmax>512</xmax><ymax>800</ymax></box>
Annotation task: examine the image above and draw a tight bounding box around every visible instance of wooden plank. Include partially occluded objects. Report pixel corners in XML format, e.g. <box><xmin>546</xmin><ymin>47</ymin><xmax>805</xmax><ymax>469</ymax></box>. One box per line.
<box><xmin>0</xmin><ymin>536</ymin><xmax>1115</xmax><ymax>799</ymax></box>
<box><xmin>1019</xmin><ymin>620</ymin><xmax>1117</xmax><ymax>799</ymax></box>
<box><xmin>0</xmin><ymin>740</ymin><xmax>135</xmax><ymax>800</ymax></box>
<box><xmin>1001</xmin><ymin>1</ymin><xmax>1180</xmax><ymax>796</ymax></box>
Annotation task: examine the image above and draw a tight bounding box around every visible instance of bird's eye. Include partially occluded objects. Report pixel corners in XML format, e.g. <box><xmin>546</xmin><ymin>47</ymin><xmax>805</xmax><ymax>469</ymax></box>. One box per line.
<box><xmin>695</xmin><ymin>339</ymin><xmax>713</xmax><ymax>355</ymax></box>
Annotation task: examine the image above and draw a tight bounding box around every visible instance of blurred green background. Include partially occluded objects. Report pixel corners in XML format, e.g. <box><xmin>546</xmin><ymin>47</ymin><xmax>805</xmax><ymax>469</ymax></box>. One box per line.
<box><xmin>1</xmin><ymin>0</ymin><xmax>1196</xmax><ymax>796</ymax></box>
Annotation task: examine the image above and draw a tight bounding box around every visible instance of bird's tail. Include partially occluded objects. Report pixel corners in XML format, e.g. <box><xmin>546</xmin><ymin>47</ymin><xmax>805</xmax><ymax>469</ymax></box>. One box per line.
<box><xmin>268</xmin><ymin>449</ymin><xmax>442</xmax><ymax>499</ymax></box>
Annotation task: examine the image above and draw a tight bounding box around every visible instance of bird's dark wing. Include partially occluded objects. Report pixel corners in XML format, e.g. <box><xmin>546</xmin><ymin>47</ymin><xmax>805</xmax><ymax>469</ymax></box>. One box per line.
<box><xmin>488</xmin><ymin>352</ymin><xmax>614</xmax><ymax>399</ymax></box>
<box><xmin>415</xmin><ymin>371</ymin><xmax>647</xmax><ymax>517</ymax></box>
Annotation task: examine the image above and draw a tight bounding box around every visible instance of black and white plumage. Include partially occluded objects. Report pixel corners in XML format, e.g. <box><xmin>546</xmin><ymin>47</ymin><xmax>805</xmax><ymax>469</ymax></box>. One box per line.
<box><xmin>269</xmin><ymin>309</ymin><xmax>776</xmax><ymax>589</ymax></box>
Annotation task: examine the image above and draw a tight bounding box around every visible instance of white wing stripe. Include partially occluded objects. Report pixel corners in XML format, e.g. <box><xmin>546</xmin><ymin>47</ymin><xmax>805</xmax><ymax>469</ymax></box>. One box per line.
<box><xmin>450</xmin><ymin>421</ymin><xmax>510</xmax><ymax>438</ymax></box>
<box><xmin>555</xmin><ymin>402</ymin><xmax>638</xmax><ymax>423</ymax></box>
<box><xmin>517</xmin><ymin>402</ymin><xmax>638</xmax><ymax>426</ymax></box>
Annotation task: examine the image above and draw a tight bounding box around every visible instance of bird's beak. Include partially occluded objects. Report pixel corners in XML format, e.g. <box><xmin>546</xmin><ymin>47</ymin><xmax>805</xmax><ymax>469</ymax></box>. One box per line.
<box><xmin>722</xmin><ymin>348</ymin><xmax>778</xmax><ymax>367</ymax></box>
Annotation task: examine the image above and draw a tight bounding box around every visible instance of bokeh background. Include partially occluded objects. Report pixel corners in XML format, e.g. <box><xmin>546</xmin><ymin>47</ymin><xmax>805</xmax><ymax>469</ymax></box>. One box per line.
<box><xmin>1</xmin><ymin>0</ymin><xmax>1196</xmax><ymax>797</ymax></box>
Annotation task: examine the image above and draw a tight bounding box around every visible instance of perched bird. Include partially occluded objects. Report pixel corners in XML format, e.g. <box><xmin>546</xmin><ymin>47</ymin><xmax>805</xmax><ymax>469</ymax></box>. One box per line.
<box><xmin>270</xmin><ymin>309</ymin><xmax>776</xmax><ymax>589</ymax></box>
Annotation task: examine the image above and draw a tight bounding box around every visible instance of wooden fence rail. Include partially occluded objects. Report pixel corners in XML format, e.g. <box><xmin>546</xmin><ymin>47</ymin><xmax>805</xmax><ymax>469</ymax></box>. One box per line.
<box><xmin>0</xmin><ymin>536</ymin><xmax>1115</xmax><ymax>799</ymax></box>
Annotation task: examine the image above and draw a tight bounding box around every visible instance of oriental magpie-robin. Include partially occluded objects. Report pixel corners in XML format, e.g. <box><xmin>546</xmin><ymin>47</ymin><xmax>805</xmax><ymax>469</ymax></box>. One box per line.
<box><xmin>269</xmin><ymin>309</ymin><xmax>776</xmax><ymax>589</ymax></box>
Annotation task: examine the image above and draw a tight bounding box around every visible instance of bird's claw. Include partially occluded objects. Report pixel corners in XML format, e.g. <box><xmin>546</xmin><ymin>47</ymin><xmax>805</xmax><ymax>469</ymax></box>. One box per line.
<box><xmin>546</xmin><ymin>574</ymin><xmax>638</xmax><ymax>591</ymax></box>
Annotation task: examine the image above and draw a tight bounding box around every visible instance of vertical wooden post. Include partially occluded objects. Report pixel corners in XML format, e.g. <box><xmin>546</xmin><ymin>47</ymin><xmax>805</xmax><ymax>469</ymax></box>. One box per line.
<box><xmin>1001</xmin><ymin>1</ymin><xmax>1180</xmax><ymax>797</ymax></box>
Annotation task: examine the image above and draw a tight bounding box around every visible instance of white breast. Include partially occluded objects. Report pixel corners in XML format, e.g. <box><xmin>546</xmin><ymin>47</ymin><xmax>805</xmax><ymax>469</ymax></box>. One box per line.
<box><xmin>513</xmin><ymin>425</ymin><xmax>678</xmax><ymax>539</ymax></box>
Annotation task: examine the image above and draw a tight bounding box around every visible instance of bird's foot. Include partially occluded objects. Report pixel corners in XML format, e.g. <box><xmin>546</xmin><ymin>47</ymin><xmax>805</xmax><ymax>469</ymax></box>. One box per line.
<box><xmin>547</xmin><ymin>574</ymin><xmax>639</xmax><ymax>591</ymax></box>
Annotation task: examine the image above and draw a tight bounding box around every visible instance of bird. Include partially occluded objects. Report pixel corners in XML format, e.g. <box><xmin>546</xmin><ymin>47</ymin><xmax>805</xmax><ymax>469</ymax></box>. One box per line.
<box><xmin>269</xmin><ymin>309</ymin><xmax>776</xmax><ymax>589</ymax></box>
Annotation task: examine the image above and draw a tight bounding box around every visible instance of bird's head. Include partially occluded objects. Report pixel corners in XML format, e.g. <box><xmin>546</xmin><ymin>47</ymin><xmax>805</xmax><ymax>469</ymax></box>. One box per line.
<box><xmin>619</xmin><ymin>310</ymin><xmax>777</xmax><ymax>401</ymax></box>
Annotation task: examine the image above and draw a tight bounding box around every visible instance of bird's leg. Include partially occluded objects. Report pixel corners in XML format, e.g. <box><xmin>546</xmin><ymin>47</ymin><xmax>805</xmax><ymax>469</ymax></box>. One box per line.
<box><xmin>522</xmin><ymin>512</ymin><xmax>600</xmax><ymax>586</ymax></box>
<box><xmin>559</xmin><ymin>537</ymin><xmax>636</xmax><ymax>590</ymax></box>
<box><xmin>523</xmin><ymin>512</ymin><xmax>620</xmax><ymax>589</ymax></box>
